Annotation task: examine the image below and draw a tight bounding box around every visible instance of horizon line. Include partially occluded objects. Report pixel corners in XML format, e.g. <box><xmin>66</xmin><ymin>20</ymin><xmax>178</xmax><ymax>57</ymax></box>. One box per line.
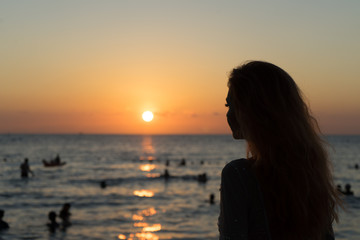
<box><xmin>1</xmin><ymin>133</ymin><xmax>359</xmax><ymax>136</ymax></box>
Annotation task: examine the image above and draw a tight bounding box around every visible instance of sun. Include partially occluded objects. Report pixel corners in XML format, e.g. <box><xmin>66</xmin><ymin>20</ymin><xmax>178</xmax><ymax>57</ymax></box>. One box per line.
<box><xmin>142</xmin><ymin>111</ymin><xmax>154</xmax><ymax>122</ymax></box>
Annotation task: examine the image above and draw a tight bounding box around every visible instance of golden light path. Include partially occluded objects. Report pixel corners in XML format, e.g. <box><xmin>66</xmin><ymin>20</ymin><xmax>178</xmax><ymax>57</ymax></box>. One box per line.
<box><xmin>139</xmin><ymin>156</ymin><xmax>155</xmax><ymax>161</ymax></box>
<box><xmin>143</xmin><ymin>224</ymin><xmax>162</xmax><ymax>232</ymax></box>
<box><xmin>140</xmin><ymin>164</ymin><xmax>156</xmax><ymax>172</ymax></box>
<box><xmin>118</xmin><ymin>233</ymin><xmax>159</xmax><ymax>240</ymax></box>
<box><xmin>118</xmin><ymin>207</ymin><xmax>162</xmax><ymax>240</ymax></box>
<box><xmin>133</xmin><ymin>189</ymin><xmax>154</xmax><ymax>198</ymax></box>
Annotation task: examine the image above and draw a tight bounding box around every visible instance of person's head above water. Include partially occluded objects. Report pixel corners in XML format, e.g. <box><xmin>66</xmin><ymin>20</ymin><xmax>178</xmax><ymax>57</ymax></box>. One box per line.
<box><xmin>225</xmin><ymin>60</ymin><xmax>342</xmax><ymax>239</ymax></box>
<box><xmin>48</xmin><ymin>211</ymin><xmax>57</xmax><ymax>222</ymax></box>
<box><xmin>62</xmin><ymin>203</ymin><xmax>71</xmax><ymax>211</ymax></box>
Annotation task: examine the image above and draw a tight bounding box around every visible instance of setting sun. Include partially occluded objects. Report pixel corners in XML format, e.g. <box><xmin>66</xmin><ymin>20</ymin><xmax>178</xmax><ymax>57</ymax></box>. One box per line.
<box><xmin>142</xmin><ymin>111</ymin><xmax>154</xmax><ymax>122</ymax></box>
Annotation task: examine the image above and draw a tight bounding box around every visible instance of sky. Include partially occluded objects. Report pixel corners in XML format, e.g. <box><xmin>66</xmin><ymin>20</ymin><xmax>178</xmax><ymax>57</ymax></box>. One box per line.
<box><xmin>1</xmin><ymin>0</ymin><xmax>359</xmax><ymax>134</ymax></box>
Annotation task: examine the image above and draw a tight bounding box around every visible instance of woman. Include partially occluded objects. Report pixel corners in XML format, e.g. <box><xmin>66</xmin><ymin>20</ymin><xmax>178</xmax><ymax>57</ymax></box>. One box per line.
<box><xmin>219</xmin><ymin>61</ymin><xmax>342</xmax><ymax>240</ymax></box>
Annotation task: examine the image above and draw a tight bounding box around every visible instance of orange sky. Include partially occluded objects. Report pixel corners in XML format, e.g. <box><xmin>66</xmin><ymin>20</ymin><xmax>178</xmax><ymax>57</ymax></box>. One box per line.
<box><xmin>1</xmin><ymin>1</ymin><xmax>360</xmax><ymax>134</ymax></box>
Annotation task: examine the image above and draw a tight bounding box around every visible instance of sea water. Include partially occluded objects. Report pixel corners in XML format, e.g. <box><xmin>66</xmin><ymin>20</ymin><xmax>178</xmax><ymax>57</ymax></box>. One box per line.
<box><xmin>0</xmin><ymin>134</ymin><xmax>359</xmax><ymax>240</ymax></box>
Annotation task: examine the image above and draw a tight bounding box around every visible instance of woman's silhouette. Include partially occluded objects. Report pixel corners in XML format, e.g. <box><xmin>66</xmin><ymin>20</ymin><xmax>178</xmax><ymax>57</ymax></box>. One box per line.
<box><xmin>219</xmin><ymin>61</ymin><xmax>342</xmax><ymax>240</ymax></box>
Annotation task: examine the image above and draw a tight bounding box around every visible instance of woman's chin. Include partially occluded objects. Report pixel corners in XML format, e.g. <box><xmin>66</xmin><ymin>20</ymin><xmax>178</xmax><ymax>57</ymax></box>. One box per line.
<box><xmin>232</xmin><ymin>132</ymin><xmax>241</xmax><ymax>140</ymax></box>
<box><xmin>232</xmin><ymin>131</ymin><xmax>245</xmax><ymax>140</ymax></box>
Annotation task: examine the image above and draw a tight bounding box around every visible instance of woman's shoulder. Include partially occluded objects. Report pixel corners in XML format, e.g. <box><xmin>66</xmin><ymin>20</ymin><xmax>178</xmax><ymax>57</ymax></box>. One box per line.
<box><xmin>221</xmin><ymin>158</ymin><xmax>255</xmax><ymax>180</ymax></box>
<box><xmin>223</xmin><ymin>158</ymin><xmax>252</xmax><ymax>172</ymax></box>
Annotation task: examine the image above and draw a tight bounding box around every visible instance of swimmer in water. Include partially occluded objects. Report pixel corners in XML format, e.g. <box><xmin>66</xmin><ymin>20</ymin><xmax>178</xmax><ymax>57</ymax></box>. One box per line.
<box><xmin>0</xmin><ymin>209</ymin><xmax>9</xmax><ymax>231</ymax></box>
<box><xmin>59</xmin><ymin>203</ymin><xmax>72</xmax><ymax>227</ymax></box>
<box><xmin>47</xmin><ymin>211</ymin><xmax>59</xmax><ymax>233</ymax></box>
<box><xmin>20</xmin><ymin>158</ymin><xmax>34</xmax><ymax>178</ymax></box>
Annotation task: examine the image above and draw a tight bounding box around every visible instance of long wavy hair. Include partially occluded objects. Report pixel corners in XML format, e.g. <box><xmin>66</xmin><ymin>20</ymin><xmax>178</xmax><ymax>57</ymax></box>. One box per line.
<box><xmin>228</xmin><ymin>61</ymin><xmax>342</xmax><ymax>240</ymax></box>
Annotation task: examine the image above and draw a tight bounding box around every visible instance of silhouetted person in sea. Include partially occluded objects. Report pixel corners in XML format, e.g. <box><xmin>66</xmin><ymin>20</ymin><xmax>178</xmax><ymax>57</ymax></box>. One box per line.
<box><xmin>209</xmin><ymin>193</ymin><xmax>215</xmax><ymax>204</ymax></box>
<box><xmin>20</xmin><ymin>158</ymin><xmax>34</xmax><ymax>178</ymax></box>
<box><xmin>0</xmin><ymin>209</ymin><xmax>9</xmax><ymax>231</ymax></box>
<box><xmin>162</xmin><ymin>169</ymin><xmax>170</xmax><ymax>180</ymax></box>
<box><xmin>344</xmin><ymin>184</ymin><xmax>354</xmax><ymax>196</ymax></box>
<box><xmin>219</xmin><ymin>61</ymin><xmax>342</xmax><ymax>240</ymax></box>
<box><xmin>47</xmin><ymin>211</ymin><xmax>59</xmax><ymax>233</ymax></box>
<box><xmin>100</xmin><ymin>180</ymin><xmax>107</xmax><ymax>189</ymax></box>
<box><xmin>197</xmin><ymin>173</ymin><xmax>207</xmax><ymax>183</ymax></box>
<box><xmin>355</xmin><ymin>164</ymin><xmax>359</xmax><ymax>170</ymax></box>
<box><xmin>337</xmin><ymin>184</ymin><xmax>343</xmax><ymax>193</ymax></box>
<box><xmin>179</xmin><ymin>158</ymin><xmax>186</xmax><ymax>166</ymax></box>
<box><xmin>59</xmin><ymin>203</ymin><xmax>72</xmax><ymax>228</ymax></box>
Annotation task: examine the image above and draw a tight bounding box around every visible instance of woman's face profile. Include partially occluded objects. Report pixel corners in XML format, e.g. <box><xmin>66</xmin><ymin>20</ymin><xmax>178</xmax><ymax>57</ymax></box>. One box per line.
<box><xmin>226</xmin><ymin>90</ymin><xmax>242</xmax><ymax>139</ymax></box>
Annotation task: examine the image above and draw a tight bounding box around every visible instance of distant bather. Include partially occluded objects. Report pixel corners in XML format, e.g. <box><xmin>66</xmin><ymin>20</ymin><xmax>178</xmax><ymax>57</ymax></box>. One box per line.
<box><xmin>20</xmin><ymin>158</ymin><xmax>34</xmax><ymax>178</ymax></box>
<box><xmin>0</xmin><ymin>209</ymin><xmax>9</xmax><ymax>231</ymax></box>
<box><xmin>59</xmin><ymin>203</ymin><xmax>72</xmax><ymax>228</ymax></box>
<box><xmin>47</xmin><ymin>211</ymin><xmax>59</xmax><ymax>233</ymax></box>
<box><xmin>344</xmin><ymin>184</ymin><xmax>354</xmax><ymax>196</ymax></box>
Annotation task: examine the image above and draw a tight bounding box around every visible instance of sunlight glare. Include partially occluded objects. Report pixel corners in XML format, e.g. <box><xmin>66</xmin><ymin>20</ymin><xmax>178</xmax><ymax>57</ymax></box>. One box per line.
<box><xmin>143</xmin><ymin>224</ymin><xmax>162</xmax><ymax>232</ymax></box>
<box><xmin>132</xmin><ymin>214</ymin><xmax>144</xmax><ymax>221</ymax></box>
<box><xmin>140</xmin><ymin>164</ymin><xmax>156</xmax><ymax>172</ymax></box>
<box><xmin>133</xmin><ymin>190</ymin><xmax>154</xmax><ymax>197</ymax></box>
<box><xmin>135</xmin><ymin>232</ymin><xmax>159</xmax><ymax>240</ymax></box>
<box><xmin>118</xmin><ymin>234</ymin><xmax>127</xmax><ymax>239</ymax></box>
<box><xmin>142</xmin><ymin>111</ymin><xmax>154</xmax><ymax>122</ymax></box>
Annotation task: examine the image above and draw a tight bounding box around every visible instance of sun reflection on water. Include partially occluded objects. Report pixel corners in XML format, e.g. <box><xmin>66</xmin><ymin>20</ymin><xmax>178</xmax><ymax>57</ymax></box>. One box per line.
<box><xmin>139</xmin><ymin>207</ymin><xmax>156</xmax><ymax>216</ymax></box>
<box><xmin>146</xmin><ymin>173</ymin><xmax>161</xmax><ymax>178</ymax></box>
<box><xmin>143</xmin><ymin>224</ymin><xmax>161</xmax><ymax>232</ymax></box>
<box><xmin>119</xmin><ymin>207</ymin><xmax>161</xmax><ymax>240</ymax></box>
<box><xmin>133</xmin><ymin>190</ymin><xmax>154</xmax><ymax>197</ymax></box>
<box><xmin>132</xmin><ymin>214</ymin><xmax>144</xmax><ymax>221</ymax></box>
<box><xmin>117</xmin><ymin>136</ymin><xmax>162</xmax><ymax>240</ymax></box>
<box><xmin>142</xmin><ymin>136</ymin><xmax>155</xmax><ymax>153</ymax></box>
<box><xmin>140</xmin><ymin>164</ymin><xmax>156</xmax><ymax>172</ymax></box>
<box><xmin>139</xmin><ymin>156</ymin><xmax>155</xmax><ymax>161</ymax></box>
<box><xmin>118</xmin><ymin>234</ymin><xmax>127</xmax><ymax>239</ymax></box>
<box><xmin>135</xmin><ymin>232</ymin><xmax>159</xmax><ymax>240</ymax></box>
<box><xmin>134</xmin><ymin>222</ymin><xmax>148</xmax><ymax>227</ymax></box>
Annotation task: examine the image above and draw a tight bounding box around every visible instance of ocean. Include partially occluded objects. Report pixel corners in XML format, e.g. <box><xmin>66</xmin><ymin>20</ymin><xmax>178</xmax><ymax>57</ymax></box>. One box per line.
<box><xmin>0</xmin><ymin>134</ymin><xmax>359</xmax><ymax>240</ymax></box>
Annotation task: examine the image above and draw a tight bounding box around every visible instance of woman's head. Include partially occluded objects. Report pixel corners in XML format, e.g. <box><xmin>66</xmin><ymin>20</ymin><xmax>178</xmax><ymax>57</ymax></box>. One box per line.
<box><xmin>227</xmin><ymin>61</ymin><xmax>319</xmax><ymax>160</ymax></box>
<box><xmin>227</xmin><ymin>61</ymin><xmax>307</xmax><ymax>141</ymax></box>
<box><xmin>226</xmin><ymin>61</ymin><xmax>342</xmax><ymax>239</ymax></box>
